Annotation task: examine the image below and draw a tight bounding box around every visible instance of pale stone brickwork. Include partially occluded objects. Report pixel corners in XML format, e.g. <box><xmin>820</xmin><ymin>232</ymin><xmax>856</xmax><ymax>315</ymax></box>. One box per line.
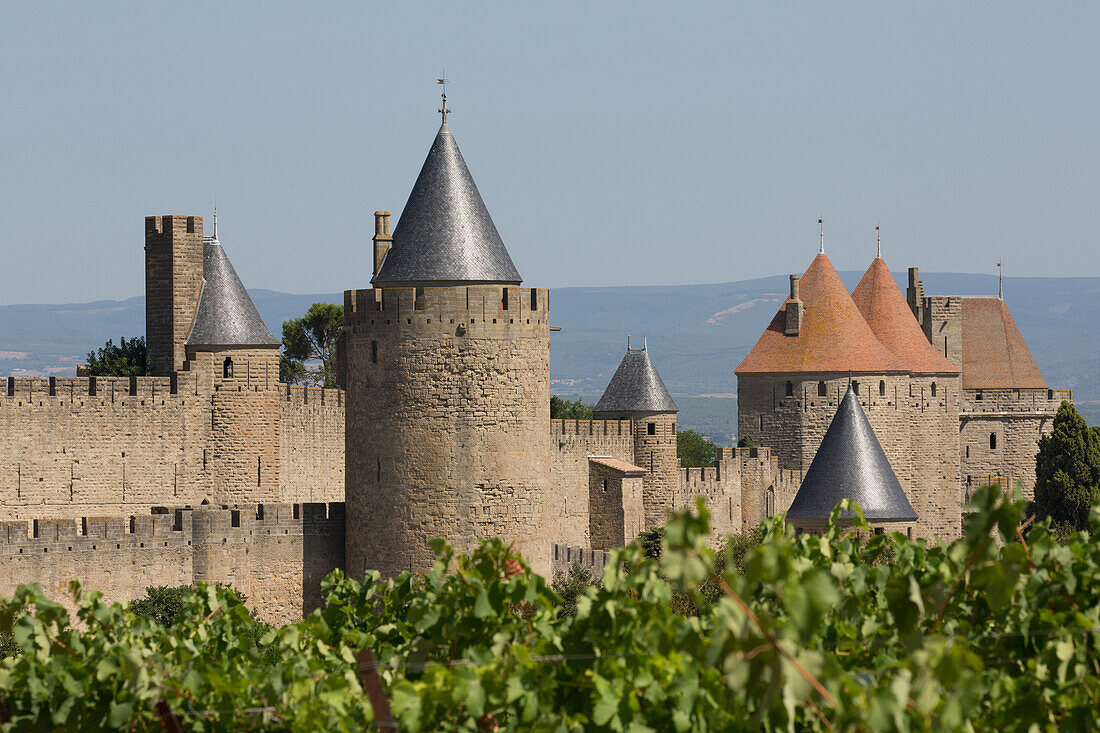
<box><xmin>587</xmin><ymin>461</ymin><xmax>644</xmax><ymax>550</ymax></box>
<box><xmin>145</xmin><ymin>216</ymin><xmax>204</xmax><ymax>376</ymax></box>
<box><xmin>960</xmin><ymin>388</ymin><xmax>1070</xmax><ymax>500</ymax></box>
<box><xmin>0</xmin><ymin>503</ymin><xmax>344</xmax><ymax>624</ymax></box>
<box><xmin>551</xmin><ymin>544</ymin><xmax>610</xmax><ymax>578</ymax></box>
<box><xmin>279</xmin><ymin>385</ymin><xmax>345</xmax><ymax>504</ymax></box>
<box><xmin>631</xmin><ymin>412</ymin><xmax>680</xmax><ymax>530</ymax></box>
<box><xmin>343</xmin><ymin>285</ymin><xmax>553</xmax><ymax>578</ymax></box>
<box><xmin>550</xmin><ymin>419</ymin><xmax>635</xmax><ymax>547</ymax></box>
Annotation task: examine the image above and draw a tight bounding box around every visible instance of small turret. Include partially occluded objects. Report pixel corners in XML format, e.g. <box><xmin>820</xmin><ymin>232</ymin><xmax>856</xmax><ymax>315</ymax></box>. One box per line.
<box><xmin>785</xmin><ymin>384</ymin><xmax>917</xmax><ymax>534</ymax></box>
<box><xmin>372</xmin><ymin>211</ymin><xmax>392</xmax><ymax>276</ymax></box>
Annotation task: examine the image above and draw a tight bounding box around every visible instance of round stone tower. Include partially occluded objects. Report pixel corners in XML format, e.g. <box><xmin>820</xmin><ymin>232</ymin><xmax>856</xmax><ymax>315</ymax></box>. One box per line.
<box><xmin>593</xmin><ymin>339</ymin><xmax>679</xmax><ymax>530</ymax></box>
<box><xmin>344</xmin><ymin>106</ymin><xmax>552</xmax><ymax>577</ymax></box>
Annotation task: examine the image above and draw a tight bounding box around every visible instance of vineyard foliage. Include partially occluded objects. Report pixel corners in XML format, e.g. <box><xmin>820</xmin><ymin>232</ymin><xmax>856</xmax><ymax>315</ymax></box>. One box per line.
<box><xmin>3</xmin><ymin>485</ymin><xmax>1100</xmax><ymax>730</ymax></box>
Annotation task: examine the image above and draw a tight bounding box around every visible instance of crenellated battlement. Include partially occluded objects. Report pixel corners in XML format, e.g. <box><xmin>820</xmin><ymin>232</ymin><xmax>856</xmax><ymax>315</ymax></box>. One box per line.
<box><xmin>343</xmin><ymin>285</ymin><xmax>550</xmax><ymax>340</ymax></box>
<box><xmin>0</xmin><ymin>373</ymin><xmax>209</xmax><ymax>406</ymax></box>
<box><xmin>0</xmin><ymin>502</ymin><xmax>344</xmax><ymax>552</ymax></box>
<box><xmin>281</xmin><ymin>384</ymin><xmax>345</xmax><ymax>408</ymax></box>
<box><xmin>961</xmin><ymin>387</ymin><xmax>1073</xmax><ymax>414</ymax></box>
<box><xmin>551</xmin><ymin>419</ymin><xmax>633</xmax><ymax>438</ymax></box>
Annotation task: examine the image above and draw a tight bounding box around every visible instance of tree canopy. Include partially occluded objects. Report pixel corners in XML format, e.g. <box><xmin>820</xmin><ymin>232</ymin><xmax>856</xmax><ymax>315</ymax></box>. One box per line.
<box><xmin>281</xmin><ymin>303</ymin><xmax>343</xmax><ymax>388</ymax></box>
<box><xmin>1034</xmin><ymin>400</ymin><xmax>1100</xmax><ymax>531</ymax></box>
<box><xmin>550</xmin><ymin>396</ymin><xmax>593</xmax><ymax>420</ymax></box>
<box><xmin>677</xmin><ymin>428</ymin><xmax>718</xmax><ymax>467</ymax></box>
<box><xmin>83</xmin><ymin>336</ymin><xmax>148</xmax><ymax>377</ymax></box>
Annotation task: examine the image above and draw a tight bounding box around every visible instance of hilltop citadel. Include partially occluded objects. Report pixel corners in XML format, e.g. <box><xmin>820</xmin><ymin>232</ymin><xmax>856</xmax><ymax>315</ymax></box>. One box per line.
<box><xmin>0</xmin><ymin>107</ymin><xmax>1070</xmax><ymax>623</ymax></box>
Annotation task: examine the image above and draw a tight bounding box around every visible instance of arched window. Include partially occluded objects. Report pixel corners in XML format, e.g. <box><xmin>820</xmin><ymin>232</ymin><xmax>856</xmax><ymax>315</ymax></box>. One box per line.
<box><xmin>765</xmin><ymin>486</ymin><xmax>775</xmax><ymax>517</ymax></box>
<box><xmin>785</xmin><ymin>381</ymin><xmax>793</xmax><ymax>397</ymax></box>
<box><xmin>931</xmin><ymin>382</ymin><xmax>937</xmax><ymax>397</ymax></box>
<box><xmin>879</xmin><ymin>380</ymin><xmax>886</xmax><ymax>397</ymax></box>
<box><xmin>818</xmin><ymin>381</ymin><xmax>827</xmax><ymax>396</ymax></box>
<box><xmin>989</xmin><ymin>433</ymin><xmax>997</xmax><ymax>450</ymax></box>
<box><xmin>222</xmin><ymin>357</ymin><xmax>234</xmax><ymax>378</ymax></box>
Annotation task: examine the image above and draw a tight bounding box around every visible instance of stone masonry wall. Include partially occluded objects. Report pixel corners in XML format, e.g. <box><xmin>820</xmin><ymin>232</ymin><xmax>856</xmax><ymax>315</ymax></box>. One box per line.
<box><xmin>550</xmin><ymin>419</ymin><xmax>634</xmax><ymax>548</ymax></box>
<box><xmin>632</xmin><ymin>412</ymin><xmax>679</xmax><ymax>530</ymax></box>
<box><xmin>587</xmin><ymin>464</ymin><xmax>644</xmax><ymax>550</ymax></box>
<box><xmin>960</xmin><ymin>388</ymin><xmax>1070</xmax><ymax>500</ymax></box>
<box><xmin>344</xmin><ymin>285</ymin><xmax>552</xmax><ymax>577</ymax></box>
<box><xmin>0</xmin><ymin>503</ymin><xmax>345</xmax><ymax>625</ymax></box>
<box><xmin>0</xmin><ymin>375</ymin><xmax>211</xmax><ymax>520</ymax></box>
<box><xmin>145</xmin><ymin>215</ymin><xmax>203</xmax><ymax>376</ymax></box>
<box><xmin>280</xmin><ymin>385</ymin><xmax>345</xmax><ymax>504</ymax></box>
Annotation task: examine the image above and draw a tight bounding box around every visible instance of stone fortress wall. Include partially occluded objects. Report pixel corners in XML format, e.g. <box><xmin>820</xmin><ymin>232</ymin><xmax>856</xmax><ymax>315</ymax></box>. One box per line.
<box><xmin>0</xmin><ymin>375</ymin><xmax>345</xmax><ymax>522</ymax></box>
<box><xmin>0</xmin><ymin>502</ymin><xmax>345</xmax><ymax>625</ymax></box>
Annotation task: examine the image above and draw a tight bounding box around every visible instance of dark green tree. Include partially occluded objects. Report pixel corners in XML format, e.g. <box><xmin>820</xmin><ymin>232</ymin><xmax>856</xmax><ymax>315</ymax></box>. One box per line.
<box><xmin>677</xmin><ymin>429</ymin><xmax>718</xmax><ymax>467</ymax></box>
<box><xmin>83</xmin><ymin>336</ymin><xmax>148</xmax><ymax>377</ymax></box>
<box><xmin>737</xmin><ymin>434</ymin><xmax>756</xmax><ymax>448</ymax></box>
<box><xmin>550</xmin><ymin>562</ymin><xmax>603</xmax><ymax>618</ymax></box>
<box><xmin>1034</xmin><ymin>401</ymin><xmax>1100</xmax><ymax>531</ymax></box>
<box><xmin>550</xmin><ymin>396</ymin><xmax>594</xmax><ymax>419</ymax></box>
<box><xmin>281</xmin><ymin>303</ymin><xmax>343</xmax><ymax>388</ymax></box>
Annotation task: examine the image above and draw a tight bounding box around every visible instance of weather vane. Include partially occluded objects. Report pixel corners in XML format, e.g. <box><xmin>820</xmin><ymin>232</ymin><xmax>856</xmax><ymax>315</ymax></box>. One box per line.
<box><xmin>437</xmin><ymin>71</ymin><xmax>450</xmax><ymax>123</ymax></box>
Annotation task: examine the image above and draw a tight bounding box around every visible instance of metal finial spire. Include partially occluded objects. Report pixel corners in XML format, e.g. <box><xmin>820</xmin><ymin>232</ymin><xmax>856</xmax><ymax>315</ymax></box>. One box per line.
<box><xmin>876</xmin><ymin>222</ymin><xmax>881</xmax><ymax>259</ymax></box>
<box><xmin>213</xmin><ymin>203</ymin><xmax>218</xmax><ymax>240</ymax></box>
<box><xmin>818</xmin><ymin>217</ymin><xmax>824</xmax><ymax>254</ymax></box>
<box><xmin>627</xmin><ymin>334</ymin><xmax>631</xmax><ymax>350</ymax></box>
<box><xmin>437</xmin><ymin>72</ymin><xmax>450</xmax><ymax>124</ymax></box>
<box><xmin>643</xmin><ymin>334</ymin><xmax>648</xmax><ymax>351</ymax></box>
<box><xmin>998</xmin><ymin>260</ymin><xmax>1003</xmax><ymax>299</ymax></box>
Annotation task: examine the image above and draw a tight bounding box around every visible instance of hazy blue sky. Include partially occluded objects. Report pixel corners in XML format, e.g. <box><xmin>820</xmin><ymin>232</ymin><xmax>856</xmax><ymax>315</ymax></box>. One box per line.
<box><xmin>1</xmin><ymin>2</ymin><xmax>1098</xmax><ymax>305</ymax></box>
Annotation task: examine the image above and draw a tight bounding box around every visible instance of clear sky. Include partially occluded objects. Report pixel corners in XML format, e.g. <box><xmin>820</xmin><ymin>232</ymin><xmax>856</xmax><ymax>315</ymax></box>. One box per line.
<box><xmin>1</xmin><ymin>2</ymin><xmax>1098</xmax><ymax>305</ymax></box>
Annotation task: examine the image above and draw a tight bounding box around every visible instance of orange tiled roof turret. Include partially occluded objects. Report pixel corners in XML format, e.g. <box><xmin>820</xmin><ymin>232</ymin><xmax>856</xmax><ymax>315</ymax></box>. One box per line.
<box><xmin>735</xmin><ymin>253</ymin><xmax>904</xmax><ymax>375</ymax></box>
<box><xmin>851</xmin><ymin>257</ymin><xmax>959</xmax><ymax>375</ymax></box>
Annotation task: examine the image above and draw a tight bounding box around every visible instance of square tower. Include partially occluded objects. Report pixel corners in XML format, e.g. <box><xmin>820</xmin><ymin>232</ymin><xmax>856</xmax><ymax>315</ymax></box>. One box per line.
<box><xmin>145</xmin><ymin>215</ymin><xmax>204</xmax><ymax>375</ymax></box>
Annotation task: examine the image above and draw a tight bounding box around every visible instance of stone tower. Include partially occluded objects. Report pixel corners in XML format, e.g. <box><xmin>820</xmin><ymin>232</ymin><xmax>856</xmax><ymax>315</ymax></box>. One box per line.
<box><xmin>593</xmin><ymin>341</ymin><xmax>679</xmax><ymax>530</ymax></box>
<box><xmin>183</xmin><ymin>215</ymin><xmax>282</xmax><ymax>502</ymax></box>
<box><xmin>343</xmin><ymin>109</ymin><xmax>552</xmax><ymax>577</ymax></box>
<box><xmin>145</xmin><ymin>215</ymin><xmax>204</xmax><ymax>375</ymax></box>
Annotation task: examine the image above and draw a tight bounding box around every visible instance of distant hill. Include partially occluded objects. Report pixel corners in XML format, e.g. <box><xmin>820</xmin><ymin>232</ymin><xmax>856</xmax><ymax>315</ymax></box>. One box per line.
<box><xmin>3</xmin><ymin>272</ymin><xmax>1098</xmax><ymax>436</ymax></box>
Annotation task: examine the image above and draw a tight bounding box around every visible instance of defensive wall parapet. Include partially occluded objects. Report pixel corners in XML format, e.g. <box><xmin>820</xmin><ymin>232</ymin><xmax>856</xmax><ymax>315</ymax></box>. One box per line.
<box><xmin>344</xmin><ymin>285</ymin><xmax>550</xmax><ymax>340</ymax></box>
<box><xmin>0</xmin><ymin>503</ymin><xmax>345</xmax><ymax>625</ymax></box>
<box><xmin>551</xmin><ymin>543</ymin><xmax>610</xmax><ymax>578</ymax></box>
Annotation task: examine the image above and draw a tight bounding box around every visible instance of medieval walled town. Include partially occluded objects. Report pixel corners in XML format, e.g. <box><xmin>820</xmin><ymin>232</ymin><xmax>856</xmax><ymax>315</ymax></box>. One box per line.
<box><xmin>0</xmin><ymin>110</ymin><xmax>1070</xmax><ymax>625</ymax></box>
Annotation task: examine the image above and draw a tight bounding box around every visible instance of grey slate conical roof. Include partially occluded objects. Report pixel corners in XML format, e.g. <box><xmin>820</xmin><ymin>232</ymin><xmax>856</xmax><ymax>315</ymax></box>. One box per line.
<box><xmin>186</xmin><ymin>237</ymin><xmax>280</xmax><ymax>348</ymax></box>
<box><xmin>372</xmin><ymin>121</ymin><xmax>522</xmax><ymax>287</ymax></box>
<box><xmin>594</xmin><ymin>347</ymin><xmax>678</xmax><ymax>414</ymax></box>
<box><xmin>786</xmin><ymin>385</ymin><xmax>917</xmax><ymax>523</ymax></box>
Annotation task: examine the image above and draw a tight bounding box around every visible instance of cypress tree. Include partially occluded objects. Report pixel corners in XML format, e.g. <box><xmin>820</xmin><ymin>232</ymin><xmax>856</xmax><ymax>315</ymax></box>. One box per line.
<box><xmin>1034</xmin><ymin>401</ymin><xmax>1100</xmax><ymax>530</ymax></box>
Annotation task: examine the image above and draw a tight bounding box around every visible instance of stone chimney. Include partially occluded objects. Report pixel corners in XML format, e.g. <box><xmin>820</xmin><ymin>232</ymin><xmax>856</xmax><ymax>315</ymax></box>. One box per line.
<box><xmin>907</xmin><ymin>267</ymin><xmax>924</xmax><ymax>324</ymax></box>
<box><xmin>373</xmin><ymin>211</ymin><xmax>392</xmax><ymax>277</ymax></box>
<box><xmin>785</xmin><ymin>274</ymin><xmax>804</xmax><ymax>336</ymax></box>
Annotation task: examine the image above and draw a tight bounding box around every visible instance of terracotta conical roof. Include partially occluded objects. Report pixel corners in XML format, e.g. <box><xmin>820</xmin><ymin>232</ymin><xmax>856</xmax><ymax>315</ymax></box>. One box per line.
<box><xmin>594</xmin><ymin>346</ymin><xmax>678</xmax><ymax>414</ymax></box>
<box><xmin>187</xmin><ymin>236</ymin><xmax>279</xmax><ymax>348</ymax></box>
<box><xmin>786</xmin><ymin>385</ymin><xmax>917</xmax><ymax>523</ymax></box>
<box><xmin>372</xmin><ymin>121</ymin><xmax>522</xmax><ymax>287</ymax></box>
<box><xmin>851</xmin><ymin>257</ymin><xmax>959</xmax><ymax>375</ymax></box>
<box><xmin>960</xmin><ymin>298</ymin><xmax>1048</xmax><ymax>389</ymax></box>
<box><xmin>735</xmin><ymin>254</ymin><xmax>904</xmax><ymax>374</ymax></box>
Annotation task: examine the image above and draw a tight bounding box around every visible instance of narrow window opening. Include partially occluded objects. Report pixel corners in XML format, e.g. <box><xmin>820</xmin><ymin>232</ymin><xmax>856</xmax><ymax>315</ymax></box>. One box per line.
<box><xmin>879</xmin><ymin>380</ymin><xmax>886</xmax><ymax>397</ymax></box>
<box><xmin>931</xmin><ymin>382</ymin><xmax>937</xmax><ymax>397</ymax></box>
<box><xmin>89</xmin><ymin>377</ymin><xmax>97</xmax><ymax>397</ymax></box>
<box><xmin>129</xmin><ymin>376</ymin><xmax>137</xmax><ymax>396</ymax></box>
<box><xmin>966</xmin><ymin>445</ymin><xmax>970</xmax><ymax>458</ymax></box>
<box><xmin>256</xmin><ymin>504</ymin><xmax>265</xmax><ymax>520</ymax></box>
<box><xmin>976</xmin><ymin>391</ymin><xmax>983</xmax><ymax>401</ymax></box>
<box><xmin>501</xmin><ymin>288</ymin><xmax>509</xmax><ymax>311</ymax></box>
<box><xmin>785</xmin><ymin>381</ymin><xmax>793</xmax><ymax>397</ymax></box>
<box><xmin>231</xmin><ymin>510</ymin><xmax>241</xmax><ymax>528</ymax></box>
<box><xmin>49</xmin><ymin>377</ymin><xmax>56</xmax><ymax>396</ymax></box>
<box><xmin>257</xmin><ymin>456</ymin><xmax>262</xmax><ymax>486</ymax></box>
<box><xmin>1048</xmin><ymin>389</ymin><xmax>1054</xmax><ymax>400</ymax></box>
<box><xmin>6</xmin><ymin>377</ymin><xmax>14</xmax><ymax>396</ymax></box>
<box><xmin>202</xmin><ymin>449</ymin><xmax>208</xmax><ymax>471</ymax></box>
<box><xmin>907</xmin><ymin>527</ymin><xmax>913</xmax><ymax>540</ymax></box>
<box><xmin>293</xmin><ymin>504</ymin><xmax>300</xmax><ymax>520</ymax></box>
<box><xmin>223</xmin><ymin>357</ymin><xmax>234</xmax><ymax>379</ymax></box>
<box><xmin>530</xmin><ymin>289</ymin><xmax>538</xmax><ymax>311</ymax></box>
<box><xmin>371</xmin><ymin>340</ymin><xmax>378</xmax><ymax>364</ymax></box>
<box><xmin>602</xmin><ymin>479</ymin><xmax>608</xmax><ymax>493</ymax></box>
<box><xmin>852</xmin><ymin>381</ymin><xmax>860</xmax><ymax>395</ymax></box>
<box><xmin>81</xmin><ymin>517</ymin><xmax>88</xmax><ymax>536</ymax></box>
<box><xmin>989</xmin><ymin>433</ymin><xmax>997</xmax><ymax>450</ymax></box>
<box><xmin>377</xmin><ymin>457</ymin><xmax>382</xmax><ymax>483</ymax></box>
<box><xmin>944</xmin><ymin>338</ymin><xmax>948</xmax><ymax>358</ymax></box>
<box><xmin>129</xmin><ymin>516</ymin><xmax>136</xmax><ymax>534</ymax></box>
<box><xmin>32</xmin><ymin>519</ymin><xmax>38</xmax><ymax>538</ymax></box>
<box><xmin>647</xmin><ymin>422</ymin><xmax>656</xmax><ymax>436</ymax></box>
<box><xmin>759</xmin><ymin>414</ymin><xmax>764</xmax><ymax>431</ymax></box>
<box><xmin>874</xmin><ymin>527</ymin><xmax>884</xmax><ymax>536</ymax></box>
<box><xmin>817</xmin><ymin>381</ymin><xmax>826</xmax><ymax>397</ymax></box>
